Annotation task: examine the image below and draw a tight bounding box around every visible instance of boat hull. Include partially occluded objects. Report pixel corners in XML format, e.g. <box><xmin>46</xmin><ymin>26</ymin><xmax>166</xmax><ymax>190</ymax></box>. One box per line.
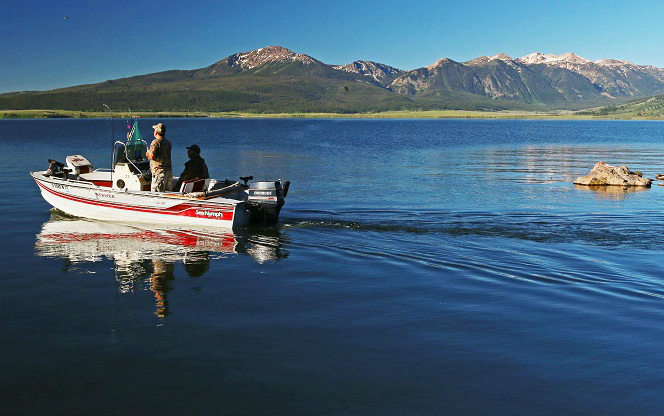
<box><xmin>32</xmin><ymin>172</ymin><xmax>251</xmax><ymax>229</ymax></box>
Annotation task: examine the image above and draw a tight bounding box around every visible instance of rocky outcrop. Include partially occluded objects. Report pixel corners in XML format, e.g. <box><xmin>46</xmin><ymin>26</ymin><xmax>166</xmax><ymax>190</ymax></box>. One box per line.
<box><xmin>574</xmin><ymin>161</ymin><xmax>652</xmax><ymax>187</ymax></box>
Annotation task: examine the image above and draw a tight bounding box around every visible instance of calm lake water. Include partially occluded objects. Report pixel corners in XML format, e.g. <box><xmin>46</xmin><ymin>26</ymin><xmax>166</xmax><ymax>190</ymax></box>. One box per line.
<box><xmin>2</xmin><ymin>118</ymin><xmax>664</xmax><ymax>415</ymax></box>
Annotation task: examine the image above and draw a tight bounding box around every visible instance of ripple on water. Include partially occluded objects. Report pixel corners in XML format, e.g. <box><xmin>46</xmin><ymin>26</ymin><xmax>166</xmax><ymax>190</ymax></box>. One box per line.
<box><xmin>283</xmin><ymin>208</ymin><xmax>664</xmax><ymax>302</ymax></box>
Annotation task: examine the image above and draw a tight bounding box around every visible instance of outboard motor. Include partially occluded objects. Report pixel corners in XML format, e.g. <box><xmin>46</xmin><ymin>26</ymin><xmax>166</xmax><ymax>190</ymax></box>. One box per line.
<box><xmin>247</xmin><ymin>180</ymin><xmax>290</xmax><ymax>224</ymax></box>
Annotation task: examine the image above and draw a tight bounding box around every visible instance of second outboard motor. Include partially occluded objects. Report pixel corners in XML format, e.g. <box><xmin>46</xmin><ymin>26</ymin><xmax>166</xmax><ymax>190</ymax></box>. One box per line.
<box><xmin>247</xmin><ymin>180</ymin><xmax>290</xmax><ymax>224</ymax></box>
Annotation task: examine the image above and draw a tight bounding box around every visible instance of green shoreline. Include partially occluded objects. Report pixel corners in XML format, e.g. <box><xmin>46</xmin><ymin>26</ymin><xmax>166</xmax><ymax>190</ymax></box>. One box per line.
<box><xmin>1</xmin><ymin>109</ymin><xmax>661</xmax><ymax>120</ymax></box>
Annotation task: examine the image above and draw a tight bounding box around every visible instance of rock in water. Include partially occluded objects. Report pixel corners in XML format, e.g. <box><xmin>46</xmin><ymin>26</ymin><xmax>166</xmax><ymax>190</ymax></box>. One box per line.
<box><xmin>574</xmin><ymin>161</ymin><xmax>652</xmax><ymax>187</ymax></box>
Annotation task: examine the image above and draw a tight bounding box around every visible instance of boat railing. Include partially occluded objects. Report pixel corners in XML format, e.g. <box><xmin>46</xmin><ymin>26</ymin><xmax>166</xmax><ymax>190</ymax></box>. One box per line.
<box><xmin>112</xmin><ymin>140</ymin><xmax>149</xmax><ymax>179</ymax></box>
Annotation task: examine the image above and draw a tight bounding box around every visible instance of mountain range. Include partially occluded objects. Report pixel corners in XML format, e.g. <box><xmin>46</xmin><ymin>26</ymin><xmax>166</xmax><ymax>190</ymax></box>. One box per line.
<box><xmin>2</xmin><ymin>46</ymin><xmax>664</xmax><ymax>113</ymax></box>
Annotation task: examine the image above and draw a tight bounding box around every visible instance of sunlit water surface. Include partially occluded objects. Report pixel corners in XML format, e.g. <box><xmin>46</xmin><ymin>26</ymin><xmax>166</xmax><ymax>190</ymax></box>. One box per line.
<box><xmin>2</xmin><ymin>119</ymin><xmax>664</xmax><ymax>415</ymax></box>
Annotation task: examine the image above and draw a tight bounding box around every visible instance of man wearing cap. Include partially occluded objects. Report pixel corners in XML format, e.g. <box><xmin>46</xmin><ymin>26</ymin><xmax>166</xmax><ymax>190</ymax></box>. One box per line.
<box><xmin>175</xmin><ymin>144</ymin><xmax>210</xmax><ymax>191</ymax></box>
<box><xmin>146</xmin><ymin>123</ymin><xmax>173</xmax><ymax>192</ymax></box>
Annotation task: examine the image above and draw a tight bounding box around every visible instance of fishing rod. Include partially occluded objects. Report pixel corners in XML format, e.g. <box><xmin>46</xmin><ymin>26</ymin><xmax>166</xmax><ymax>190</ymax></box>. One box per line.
<box><xmin>122</xmin><ymin>75</ymin><xmax>134</xmax><ymax>134</ymax></box>
<box><xmin>103</xmin><ymin>103</ymin><xmax>115</xmax><ymax>172</ymax></box>
<box><xmin>103</xmin><ymin>103</ymin><xmax>115</xmax><ymax>141</ymax></box>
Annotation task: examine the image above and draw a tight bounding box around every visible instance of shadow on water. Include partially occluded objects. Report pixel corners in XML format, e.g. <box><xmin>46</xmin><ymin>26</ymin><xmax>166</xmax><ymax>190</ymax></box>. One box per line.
<box><xmin>35</xmin><ymin>210</ymin><xmax>289</xmax><ymax>317</ymax></box>
<box><xmin>573</xmin><ymin>184</ymin><xmax>651</xmax><ymax>200</ymax></box>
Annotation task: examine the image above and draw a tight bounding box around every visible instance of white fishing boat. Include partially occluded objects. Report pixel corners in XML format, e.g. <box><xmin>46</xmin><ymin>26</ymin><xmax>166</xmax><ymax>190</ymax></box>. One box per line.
<box><xmin>31</xmin><ymin>122</ymin><xmax>289</xmax><ymax>229</ymax></box>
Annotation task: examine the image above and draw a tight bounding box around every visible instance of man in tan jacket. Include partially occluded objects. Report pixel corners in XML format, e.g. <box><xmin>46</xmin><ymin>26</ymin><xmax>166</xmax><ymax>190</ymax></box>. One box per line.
<box><xmin>146</xmin><ymin>123</ymin><xmax>173</xmax><ymax>192</ymax></box>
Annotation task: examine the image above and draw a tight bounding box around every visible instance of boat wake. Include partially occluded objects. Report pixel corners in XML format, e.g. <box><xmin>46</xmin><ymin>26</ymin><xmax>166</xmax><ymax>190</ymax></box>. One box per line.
<box><xmin>283</xmin><ymin>209</ymin><xmax>664</xmax><ymax>249</ymax></box>
<box><xmin>280</xmin><ymin>208</ymin><xmax>664</xmax><ymax>301</ymax></box>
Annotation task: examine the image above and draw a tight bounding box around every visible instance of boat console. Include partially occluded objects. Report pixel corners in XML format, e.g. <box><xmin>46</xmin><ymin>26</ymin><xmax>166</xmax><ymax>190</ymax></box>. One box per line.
<box><xmin>112</xmin><ymin>135</ymin><xmax>151</xmax><ymax>191</ymax></box>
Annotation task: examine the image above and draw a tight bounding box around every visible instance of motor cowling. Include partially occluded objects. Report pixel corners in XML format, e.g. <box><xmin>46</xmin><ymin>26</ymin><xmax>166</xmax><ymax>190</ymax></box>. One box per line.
<box><xmin>247</xmin><ymin>180</ymin><xmax>290</xmax><ymax>224</ymax></box>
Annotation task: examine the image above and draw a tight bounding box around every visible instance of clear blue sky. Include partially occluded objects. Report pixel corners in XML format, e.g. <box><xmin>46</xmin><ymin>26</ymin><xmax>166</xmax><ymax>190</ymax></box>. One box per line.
<box><xmin>2</xmin><ymin>0</ymin><xmax>663</xmax><ymax>92</ymax></box>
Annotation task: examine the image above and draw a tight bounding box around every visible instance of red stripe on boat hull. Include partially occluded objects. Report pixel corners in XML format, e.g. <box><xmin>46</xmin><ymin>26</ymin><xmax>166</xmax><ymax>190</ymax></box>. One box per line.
<box><xmin>35</xmin><ymin>179</ymin><xmax>235</xmax><ymax>221</ymax></box>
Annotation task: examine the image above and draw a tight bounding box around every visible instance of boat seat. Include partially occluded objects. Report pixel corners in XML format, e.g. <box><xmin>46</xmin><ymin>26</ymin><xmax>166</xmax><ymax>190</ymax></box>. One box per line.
<box><xmin>79</xmin><ymin>171</ymin><xmax>113</xmax><ymax>187</ymax></box>
<box><xmin>180</xmin><ymin>178</ymin><xmax>211</xmax><ymax>194</ymax></box>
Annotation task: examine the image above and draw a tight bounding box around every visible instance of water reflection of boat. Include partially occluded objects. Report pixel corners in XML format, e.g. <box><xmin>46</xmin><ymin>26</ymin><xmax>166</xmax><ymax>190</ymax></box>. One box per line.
<box><xmin>35</xmin><ymin>212</ymin><xmax>287</xmax><ymax>317</ymax></box>
<box><xmin>573</xmin><ymin>184</ymin><xmax>650</xmax><ymax>200</ymax></box>
<box><xmin>36</xmin><ymin>214</ymin><xmax>238</xmax><ymax>260</ymax></box>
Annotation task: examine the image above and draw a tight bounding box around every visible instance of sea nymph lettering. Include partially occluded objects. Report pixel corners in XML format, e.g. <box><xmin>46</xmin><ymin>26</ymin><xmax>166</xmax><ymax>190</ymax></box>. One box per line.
<box><xmin>195</xmin><ymin>210</ymin><xmax>227</xmax><ymax>219</ymax></box>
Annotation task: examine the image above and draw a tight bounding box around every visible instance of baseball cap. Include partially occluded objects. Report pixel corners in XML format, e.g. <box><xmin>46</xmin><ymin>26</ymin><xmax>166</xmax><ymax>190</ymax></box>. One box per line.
<box><xmin>186</xmin><ymin>144</ymin><xmax>201</xmax><ymax>153</ymax></box>
<box><xmin>152</xmin><ymin>123</ymin><xmax>166</xmax><ymax>135</ymax></box>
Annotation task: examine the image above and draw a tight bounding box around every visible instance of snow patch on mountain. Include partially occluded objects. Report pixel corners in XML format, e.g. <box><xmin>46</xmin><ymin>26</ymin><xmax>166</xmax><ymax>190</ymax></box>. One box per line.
<box><xmin>227</xmin><ymin>46</ymin><xmax>316</xmax><ymax>69</ymax></box>
<box><xmin>426</xmin><ymin>58</ymin><xmax>456</xmax><ymax>69</ymax></box>
<box><xmin>466</xmin><ymin>53</ymin><xmax>514</xmax><ymax>65</ymax></box>
<box><xmin>518</xmin><ymin>52</ymin><xmax>589</xmax><ymax>66</ymax></box>
<box><xmin>490</xmin><ymin>53</ymin><xmax>513</xmax><ymax>61</ymax></box>
<box><xmin>517</xmin><ymin>52</ymin><xmax>642</xmax><ymax>69</ymax></box>
<box><xmin>332</xmin><ymin>60</ymin><xmax>402</xmax><ymax>82</ymax></box>
<box><xmin>595</xmin><ymin>59</ymin><xmax>635</xmax><ymax>67</ymax></box>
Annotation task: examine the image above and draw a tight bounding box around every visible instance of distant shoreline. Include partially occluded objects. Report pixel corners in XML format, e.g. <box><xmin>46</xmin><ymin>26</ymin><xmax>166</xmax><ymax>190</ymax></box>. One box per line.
<box><xmin>1</xmin><ymin>109</ymin><xmax>662</xmax><ymax>121</ymax></box>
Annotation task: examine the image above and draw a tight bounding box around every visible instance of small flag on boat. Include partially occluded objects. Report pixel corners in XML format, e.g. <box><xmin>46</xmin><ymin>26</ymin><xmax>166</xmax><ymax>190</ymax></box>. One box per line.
<box><xmin>127</xmin><ymin>121</ymin><xmax>143</xmax><ymax>142</ymax></box>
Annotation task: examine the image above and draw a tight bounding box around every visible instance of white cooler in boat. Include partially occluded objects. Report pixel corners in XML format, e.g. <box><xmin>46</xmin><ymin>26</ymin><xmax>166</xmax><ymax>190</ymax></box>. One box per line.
<box><xmin>66</xmin><ymin>155</ymin><xmax>93</xmax><ymax>175</ymax></box>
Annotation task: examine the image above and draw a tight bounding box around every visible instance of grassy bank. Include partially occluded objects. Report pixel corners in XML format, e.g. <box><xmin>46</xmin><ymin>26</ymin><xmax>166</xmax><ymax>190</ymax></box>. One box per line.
<box><xmin>1</xmin><ymin>109</ymin><xmax>663</xmax><ymax>120</ymax></box>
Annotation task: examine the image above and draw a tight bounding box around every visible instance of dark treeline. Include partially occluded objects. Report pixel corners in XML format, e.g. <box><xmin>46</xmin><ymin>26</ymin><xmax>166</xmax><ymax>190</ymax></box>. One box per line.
<box><xmin>0</xmin><ymin>89</ymin><xmax>532</xmax><ymax>113</ymax></box>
